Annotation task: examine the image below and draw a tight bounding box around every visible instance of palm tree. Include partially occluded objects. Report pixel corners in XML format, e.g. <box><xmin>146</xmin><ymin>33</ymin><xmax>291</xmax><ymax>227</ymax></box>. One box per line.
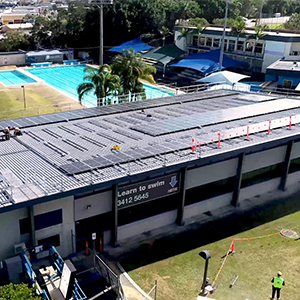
<box><xmin>77</xmin><ymin>64</ymin><xmax>120</xmax><ymax>106</ymax></box>
<box><xmin>160</xmin><ymin>26</ymin><xmax>171</xmax><ymax>47</ymax></box>
<box><xmin>111</xmin><ymin>49</ymin><xmax>156</xmax><ymax>99</ymax></box>
<box><xmin>231</xmin><ymin>16</ymin><xmax>246</xmax><ymax>52</ymax></box>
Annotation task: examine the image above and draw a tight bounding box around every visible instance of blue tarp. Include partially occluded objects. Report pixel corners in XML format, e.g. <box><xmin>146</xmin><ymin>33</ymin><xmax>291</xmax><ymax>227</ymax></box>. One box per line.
<box><xmin>170</xmin><ymin>49</ymin><xmax>245</xmax><ymax>75</ymax></box>
<box><xmin>108</xmin><ymin>38</ymin><xmax>154</xmax><ymax>53</ymax></box>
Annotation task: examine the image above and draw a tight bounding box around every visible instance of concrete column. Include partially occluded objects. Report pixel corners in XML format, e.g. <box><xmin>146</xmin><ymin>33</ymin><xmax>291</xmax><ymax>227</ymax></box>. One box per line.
<box><xmin>279</xmin><ymin>140</ymin><xmax>294</xmax><ymax>191</ymax></box>
<box><xmin>231</xmin><ymin>153</ymin><xmax>245</xmax><ymax>207</ymax></box>
<box><xmin>176</xmin><ymin>167</ymin><xmax>187</xmax><ymax>226</ymax></box>
<box><xmin>28</xmin><ymin>206</ymin><xmax>36</xmax><ymax>247</ymax></box>
<box><xmin>111</xmin><ymin>185</ymin><xmax>118</xmax><ymax>246</ymax></box>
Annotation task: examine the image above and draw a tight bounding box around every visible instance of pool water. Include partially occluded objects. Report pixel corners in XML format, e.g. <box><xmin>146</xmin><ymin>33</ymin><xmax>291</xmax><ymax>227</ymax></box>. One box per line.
<box><xmin>26</xmin><ymin>65</ymin><xmax>174</xmax><ymax>106</ymax></box>
<box><xmin>0</xmin><ymin>70</ymin><xmax>36</xmax><ymax>85</ymax></box>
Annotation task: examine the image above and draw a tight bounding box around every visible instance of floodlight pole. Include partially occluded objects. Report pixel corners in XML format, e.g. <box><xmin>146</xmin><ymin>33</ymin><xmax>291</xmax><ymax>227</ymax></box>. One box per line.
<box><xmin>199</xmin><ymin>250</ymin><xmax>211</xmax><ymax>296</ymax></box>
<box><xmin>218</xmin><ymin>0</ymin><xmax>229</xmax><ymax>72</ymax></box>
<box><xmin>21</xmin><ymin>85</ymin><xmax>26</xmax><ymax>109</ymax></box>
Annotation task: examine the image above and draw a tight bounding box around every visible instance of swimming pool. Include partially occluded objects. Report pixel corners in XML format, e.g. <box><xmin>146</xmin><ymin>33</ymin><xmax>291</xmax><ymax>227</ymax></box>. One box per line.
<box><xmin>0</xmin><ymin>70</ymin><xmax>36</xmax><ymax>86</ymax></box>
<box><xmin>26</xmin><ymin>64</ymin><xmax>174</xmax><ymax>106</ymax></box>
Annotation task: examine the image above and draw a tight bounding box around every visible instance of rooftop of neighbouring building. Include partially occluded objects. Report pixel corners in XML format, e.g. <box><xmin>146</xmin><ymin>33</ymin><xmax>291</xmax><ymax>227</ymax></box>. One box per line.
<box><xmin>0</xmin><ymin>88</ymin><xmax>300</xmax><ymax>208</ymax></box>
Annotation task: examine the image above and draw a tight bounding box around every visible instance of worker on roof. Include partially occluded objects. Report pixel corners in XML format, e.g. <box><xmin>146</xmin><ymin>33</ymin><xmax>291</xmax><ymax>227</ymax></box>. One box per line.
<box><xmin>3</xmin><ymin>127</ymin><xmax>10</xmax><ymax>140</ymax></box>
<box><xmin>271</xmin><ymin>271</ymin><xmax>285</xmax><ymax>300</ymax></box>
<box><xmin>14</xmin><ymin>127</ymin><xmax>22</xmax><ymax>136</ymax></box>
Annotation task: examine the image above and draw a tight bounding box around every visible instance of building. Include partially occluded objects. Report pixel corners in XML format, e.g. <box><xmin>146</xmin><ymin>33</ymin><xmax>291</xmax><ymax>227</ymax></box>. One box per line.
<box><xmin>266</xmin><ymin>59</ymin><xmax>300</xmax><ymax>90</ymax></box>
<box><xmin>174</xmin><ymin>25</ymin><xmax>300</xmax><ymax>74</ymax></box>
<box><xmin>1</xmin><ymin>89</ymin><xmax>300</xmax><ymax>261</ymax></box>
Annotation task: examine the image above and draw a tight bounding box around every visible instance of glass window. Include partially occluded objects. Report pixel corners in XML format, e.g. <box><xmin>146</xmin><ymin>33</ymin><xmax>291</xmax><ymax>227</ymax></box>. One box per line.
<box><xmin>206</xmin><ymin>37</ymin><xmax>212</xmax><ymax>47</ymax></box>
<box><xmin>192</xmin><ymin>36</ymin><xmax>198</xmax><ymax>47</ymax></box>
<box><xmin>223</xmin><ymin>39</ymin><xmax>228</xmax><ymax>51</ymax></box>
<box><xmin>254</xmin><ymin>43</ymin><xmax>263</xmax><ymax>53</ymax></box>
<box><xmin>237</xmin><ymin>41</ymin><xmax>244</xmax><ymax>51</ymax></box>
<box><xmin>228</xmin><ymin>40</ymin><xmax>235</xmax><ymax>52</ymax></box>
<box><xmin>35</xmin><ymin>209</ymin><xmax>63</xmax><ymax>231</ymax></box>
<box><xmin>199</xmin><ymin>37</ymin><xmax>205</xmax><ymax>46</ymax></box>
<box><xmin>283</xmin><ymin>80</ymin><xmax>293</xmax><ymax>89</ymax></box>
<box><xmin>213</xmin><ymin>38</ymin><xmax>220</xmax><ymax>48</ymax></box>
<box><xmin>245</xmin><ymin>42</ymin><xmax>253</xmax><ymax>52</ymax></box>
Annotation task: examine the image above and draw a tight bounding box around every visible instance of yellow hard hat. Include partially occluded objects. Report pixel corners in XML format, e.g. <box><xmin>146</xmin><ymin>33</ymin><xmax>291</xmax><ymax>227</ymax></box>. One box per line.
<box><xmin>278</xmin><ymin>271</ymin><xmax>282</xmax><ymax>276</ymax></box>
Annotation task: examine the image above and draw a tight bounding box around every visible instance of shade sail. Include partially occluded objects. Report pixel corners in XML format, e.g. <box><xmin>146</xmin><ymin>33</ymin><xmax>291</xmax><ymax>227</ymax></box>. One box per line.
<box><xmin>196</xmin><ymin>70</ymin><xmax>250</xmax><ymax>84</ymax></box>
<box><xmin>170</xmin><ymin>49</ymin><xmax>245</xmax><ymax>75</ymax></box>
<box><xmin>108</xmin><ymin>38</ymin><xmax>154</xmax><ymax>53</ymax></box>
<box><xmin>142</xmin><ymin>45</ymin><xmax>186</xmax><ymax>66</ymax></box>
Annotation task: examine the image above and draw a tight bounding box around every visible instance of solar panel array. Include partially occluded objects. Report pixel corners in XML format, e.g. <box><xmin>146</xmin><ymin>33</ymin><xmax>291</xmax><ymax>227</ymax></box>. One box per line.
<box><xmin>0</xmin><ymin>90</ymin><xmax>238</xmax><ymax>131</ymax></box>
<box><xmin>131</xmin><ymin>98</ymin><xmax>300</xmax><ymax>136</ymax></box>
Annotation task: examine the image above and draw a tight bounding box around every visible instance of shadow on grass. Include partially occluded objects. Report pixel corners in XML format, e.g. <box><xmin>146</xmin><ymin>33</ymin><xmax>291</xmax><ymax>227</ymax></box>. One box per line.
<box><xmin>121</xmin><ymin>190</ymin><xmax>300</xmax><ymax>271</ymax></box>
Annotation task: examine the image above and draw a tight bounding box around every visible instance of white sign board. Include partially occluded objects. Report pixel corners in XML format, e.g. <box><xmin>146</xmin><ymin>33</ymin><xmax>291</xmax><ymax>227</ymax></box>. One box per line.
<box><xmin>92</xmin><ymin>233</ymin><xmax>96</xmax><ymax>240</ymax></box>
<box><xmin>59</xmin><ymin>262</ymin><xmax>72</xmax><ymax>298</ymax></box>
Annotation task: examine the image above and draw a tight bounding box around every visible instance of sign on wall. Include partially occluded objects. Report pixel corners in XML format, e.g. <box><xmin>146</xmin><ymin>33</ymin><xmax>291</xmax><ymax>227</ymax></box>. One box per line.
<box><xmin>117</xmin><ymin>173</ymin><xmax>180</xmax><ymax>210</ymax></box>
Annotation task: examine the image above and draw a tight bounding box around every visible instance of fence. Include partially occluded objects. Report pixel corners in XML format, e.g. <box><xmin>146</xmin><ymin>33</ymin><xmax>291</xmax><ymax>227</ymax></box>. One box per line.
<box><xmin>94</xmin><ymin>253</ymin><xmax>124</xmax><ymax>299</ymax></box>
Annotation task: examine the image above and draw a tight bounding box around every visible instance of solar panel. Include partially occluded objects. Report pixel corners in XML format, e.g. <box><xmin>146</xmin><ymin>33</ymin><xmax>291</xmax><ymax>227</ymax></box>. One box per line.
<box><xmin>131</xmin><ymin>99</ymin><xmax>300</xmax><ymax>136</ymax></box>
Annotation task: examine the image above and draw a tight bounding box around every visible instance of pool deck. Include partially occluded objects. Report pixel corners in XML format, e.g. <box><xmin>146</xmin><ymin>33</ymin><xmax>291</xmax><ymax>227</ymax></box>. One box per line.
<box><xmin>0</xmin><ymin>65</ymin><xmax>84</xmax><ymax>111</ymax></box>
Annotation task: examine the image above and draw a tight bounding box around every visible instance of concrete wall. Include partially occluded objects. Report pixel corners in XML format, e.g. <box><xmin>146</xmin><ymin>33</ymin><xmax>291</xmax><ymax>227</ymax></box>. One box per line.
<box><xmin>34</xmin><ymin>196</ymin><xmax>74</xmax><ymax>258</ymax></box>
<box><xmin>291</xmin><ymin>141</ymin><xmax>300</xmax><ymax>160</ymax></box>
<box><xmin>186</xmin><ymin>158</ymin><xmax>238</xmax><ymax>189</ymax></box>
<box><xmin>0</xmin><ymin>53</ymin><xmax>26</xmax><ymax>66</ymax></box>
<box><xmin>0</xmin><ymin>207</ymin><xmax>29</xmax><ymax>261</ymax></box>
<box><xmin>118</xmin><ymin>209</ymin><xmax>177</xmax><ymax>241</ymax></box>
<box><xmin>74</xmin><ymin>191</ymin><xmax>112</xmax><ymax>221</ymax></box>
<box><xmin>174</xmin><ymin>31</ymin><xmax>187</xmax><ymax>52</ymax></box>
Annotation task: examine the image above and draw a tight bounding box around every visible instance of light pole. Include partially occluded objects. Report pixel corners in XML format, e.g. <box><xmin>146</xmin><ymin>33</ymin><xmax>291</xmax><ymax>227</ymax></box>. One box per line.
<box><xmin>218</xmin><ymin>0</ymin><xmax>230</xmax><ymax>72</ymax></box>
<box><xmin>90</xmin><ymin>0</ymin><xmax>113</xmax><ymax>66</ymax></box>
<box><xmin>199</xmin><ymin>250</ymin><xmax>211</xmax><ymax>296</ymax></box>
<box><xmin>21</xmin><ymin>85</ymin><xmax>26</xmax><ymax>109</ymax></box>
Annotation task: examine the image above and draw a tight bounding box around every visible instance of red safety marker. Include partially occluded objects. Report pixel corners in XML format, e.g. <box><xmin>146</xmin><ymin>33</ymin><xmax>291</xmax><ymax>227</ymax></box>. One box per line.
<box><xmin>248</xmin><ymin>238</ymin><xmax>251</xmax><ymax>241</ymax></box>
<box><xmin>289</xmin><ymin>116</ymin><xmax>292</xmax><ymax>129</ymax></box>
<box><xmin>268</xmin><ymin>120</ymin><xmax>271</xmax><ymax>134</ymax></box>
<box><xmin>231</xmin><ymin>241</ymin><xmax>235</xmax><ymax>254</ymax></box>
<box><xmin>99</xmin><ymin>237</ymin><xmax>103</xmax><ymax>252</ymax></box>
<box><xmin>192</xmin><ymin>138</ymin><xmax>195</xmax><ymax>143</ymax></box>
<box><xmin>247</xmin><ymin>126</ymin><xmax>249</xmax><ymax>139</ymax></box>
<box><xmin>85</xmin><ymin>241</ymin><xmax>89</xmax><ymax>256</ymax></box>
<box><xmin>218</xmin><ymin>133</ymin><xmax>221</xmax><ymax>148</ymax></box>
<box><xmin>192</xmin><ymin>145</ymin><xmax>195</xmax><ymax>152</ymax></box>
<box><xmin>197</xmin><ymin>142</ymin><xmax>201</xmax><ymax>150</ymax></box>
<box><xmin>267</xmin><ymin>235</ymin><xmax>269</xmax><ymax>238</ymax></box>
<box><xmin>274</xmin><ymin>233</ymin><xmax>277</xmax><ymax>236</ymax></box>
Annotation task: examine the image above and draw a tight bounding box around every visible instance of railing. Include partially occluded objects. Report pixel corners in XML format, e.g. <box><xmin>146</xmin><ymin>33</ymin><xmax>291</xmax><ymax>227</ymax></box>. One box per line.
<box><xmin>73</xmin><ymin>278</ymin><xmax>87</xmax><ymax>300</ymax></box>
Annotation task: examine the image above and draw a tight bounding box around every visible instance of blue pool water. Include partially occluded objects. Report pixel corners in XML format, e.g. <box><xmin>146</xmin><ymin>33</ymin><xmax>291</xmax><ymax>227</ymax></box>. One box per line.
<box><xmin>0</xmin><ymin>70</ymin><xmax>36</xmax><ymax>85</ymax></box>
<box><xmin>26</xmin><ymin>64</ymin><xmax>174</xmax><ymax>106</ymax></box>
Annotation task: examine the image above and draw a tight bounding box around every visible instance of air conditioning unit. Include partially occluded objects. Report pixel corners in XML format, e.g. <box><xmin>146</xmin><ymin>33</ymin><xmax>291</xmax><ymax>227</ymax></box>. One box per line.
<box><xmin>14</xmin><ymin>242</ymin><xmax>26</xmax><ymax>255</ymax></box>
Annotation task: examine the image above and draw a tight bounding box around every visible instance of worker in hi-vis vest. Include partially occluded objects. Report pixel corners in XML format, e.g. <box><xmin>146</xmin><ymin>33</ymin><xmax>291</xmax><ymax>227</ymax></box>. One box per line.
<box><xmin>271</xmin><ymin>271</ymin><xmax>285</xmax><ymax>300</ymax></box>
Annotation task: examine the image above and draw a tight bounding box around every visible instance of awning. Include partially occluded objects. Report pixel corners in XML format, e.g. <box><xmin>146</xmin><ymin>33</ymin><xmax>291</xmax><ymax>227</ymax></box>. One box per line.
<box><xmin>170</xmin><ymin>49</ymin><xmax>245</xmax><ymax>75</ymax></box>
<box><xmin>196</xmin><ymin>70</ymin><xmax>250</xmax><ymax>84</ymax></box>
<box><xmin>142</xmin><ymin>45</ymin><xmax>186</xmax><ymax>66</ymax></box>
<box><xmin>108</xmin><ymin>38</ymin><xmax>154</xmax><ymax>53</ymax></box>
<box><xmin>26</xmin><ymin>50</ymin><xmax>62</xmax><ymax>57</ymax></box>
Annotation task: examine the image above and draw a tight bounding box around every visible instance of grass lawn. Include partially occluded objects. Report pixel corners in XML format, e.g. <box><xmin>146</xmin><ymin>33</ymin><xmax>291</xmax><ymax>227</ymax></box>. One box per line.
<box><xmin>128</xmin><ymin>211</ymin><xmax>300</xmax><ymax>300</ymax></box>
<box><xmin>266</xmin><ymin>23</ymin><xmax>285</xmax><ymax>30</ymax></box>
<box><xmin>0</xmin><ymin>89</ymin><xmax>64</xmax><ymax>120</ymax></box>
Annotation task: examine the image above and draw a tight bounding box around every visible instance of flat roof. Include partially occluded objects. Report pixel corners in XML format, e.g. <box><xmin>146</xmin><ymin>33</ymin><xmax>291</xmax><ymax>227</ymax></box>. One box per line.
<box><xmin>1</xmin><ymin>89</ymin><xmax>300</xmax><ymax>209</ymax></box>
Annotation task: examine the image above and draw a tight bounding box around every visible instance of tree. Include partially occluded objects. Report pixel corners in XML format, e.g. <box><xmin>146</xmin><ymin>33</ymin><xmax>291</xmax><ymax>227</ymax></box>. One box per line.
<box><xmin>213</xmin><ymin>18</ymin><xmax>236</xmax><ymax>27</ymax></box>
<box><xmin>189</xmin><ymin>18</ymin><xmax>209</xmax><ymax>47</ymax></box>
<box><xmin>0</xmin><ymin>283</ymin><xmax>41</xmax><ymax>300</ymax></box>
<box><xmin>77</xmin><ymin>65</ymin><xmax>121</xmax><ymax>106</ymax></box>
<box><xmin>231</xmin><ymin>16</ymin><xmax>246</xmax><ymax>50</ymax></box>
<box><xmin>284</xmin><ymin>13</ymin><xmax>300</xmax><ymax>30</ymax></box>
<box><xmin>3</xmin><ymin>31</ymin><xmax>30</xmax><ymax>51</ymax></box>
<box><xmin>160</xmin><ymin>26</ymin><xmax>171</xmax><ymax>47</ymax></box>
<box><xmin>111</xmin><ymin>49</ymin><xmax>156</xmax><ymax>97</ymax></box>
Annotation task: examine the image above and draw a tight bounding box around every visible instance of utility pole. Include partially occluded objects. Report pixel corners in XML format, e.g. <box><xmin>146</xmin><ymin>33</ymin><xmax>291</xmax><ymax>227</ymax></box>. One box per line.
<box><xmin>90</xmin><ymin>0</ymin><xmax>113</xmax><ymax>66</ymax></box>
<box><xmin>219</xmin><ymin>0</ymin><xmax>230</xmax><ymax>72</ymax></box>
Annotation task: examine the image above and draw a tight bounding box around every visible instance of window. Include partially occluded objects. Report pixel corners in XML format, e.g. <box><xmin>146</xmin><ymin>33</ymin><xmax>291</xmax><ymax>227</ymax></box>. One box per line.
<box><xmin>35</xmin><ymin>209</ymin><xmax>63</xmax><ymax>231</ymax></box>
<box><xmin>237</xmin><ymin>41</ymin><xmax>244</xmax><ymax>51</ymax></box>
<box><xmin>282</xmin><ymin>80</ymin><xmax>292</xmax><ymax>89</ymax></box>
<box><xmin>199</xmin><ymin>37</ymin><xmax>205</xmax><ymax>46</ymax></box>
<box><xmin>228</xmin><ymin>40</ymin><xmax>235</xmax><ymax>52</ymax></box>
<box><xmin>213</xmin><ymin>38</ymin><xmax>220</xmax><ymax>48</ymax></box>
<box><xmin>246</xmin><ymin>42</ymin><xmax>253</xmax><ymax>52</ymax></box>
<box><xmin>223</xmin><ymin>39</ymin><xmax>228</xmax><ymax>51</ymax></box>
<box><xmin>192</xmin><ymin>36</ymin><xmax>198</xmax><ymax>47</ymax></box>
<box><xmin>38</xmin><ymin>234</ymin><xmax>60</xmax><ymax>247</ymax></box>
<box><xmin>289</xmin><ymin>157</ymin><xmax>300</xmax><ymax>173</ymax></box>
<box><xmin>206</xmin><ymin>38</ymin><xmax>212</xmax><ymax>47</ymax></box>
<box><xmin>19</xmin><ymin>218</ymin><xmax>30</xmax><ymax>235</ymax></box>
<box><xmin>254</xmin><ymin>43</ymin><xmax>263</xmax><ymax>53</ymax></box>
<box><xmin>185</xmin><ymin>177</ymin><xmax>236</xmax><ymax>206</ymax></box>
<box><xmin>241</xmin><ymin>163</ymin><xmax>283</xmax><ymax>188</ymax></box>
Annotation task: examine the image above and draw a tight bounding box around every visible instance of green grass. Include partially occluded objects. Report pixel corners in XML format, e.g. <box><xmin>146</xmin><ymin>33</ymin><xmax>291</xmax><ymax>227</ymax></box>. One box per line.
<box><xmin>266</xmin><ymin>23</ymin><xmax>285</xmax><ymax>30</ymax></box>
<box><xmin>128</xmin><ymin>211</ymin><xmax>300</xmax><ymax>300</ymax></box>
<box><xmin>0</xmin><ymin>90</ymin><xmax>61</xmax><ymax>120</ymax></box>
